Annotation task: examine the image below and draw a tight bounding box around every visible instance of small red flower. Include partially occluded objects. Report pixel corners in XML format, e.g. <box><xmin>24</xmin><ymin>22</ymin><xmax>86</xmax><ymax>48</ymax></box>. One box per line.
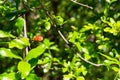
<box><xmin>33</xmin><ymin>35</ymin><xmax>43</xmax><ymax>42</ymax></box>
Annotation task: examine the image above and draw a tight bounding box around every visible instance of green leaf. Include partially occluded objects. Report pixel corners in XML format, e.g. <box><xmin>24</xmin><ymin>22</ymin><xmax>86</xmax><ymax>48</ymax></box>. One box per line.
<box><xmin>76</xmin><ymin>76</ymin><xmax>85</xmax><ymax>80</ymax></box>
<box><xmin>80</xmin><ymin>65</ymin><xmax>87</xmax><ymax>76</ymax></box>
<box><xmin>50</xmin><ymin>45</ymin><xmax>59</xmax><ymax>51</ymax></box>
<box><xmin>1</xmin><ymin>72</ymin><xmax>17</xmax><ymax>80</ymax></box>
<box><xmin>26</xmin><ymin>44</ymin><xmax>46</xmax><ymax>61</ymax></box>
<box><xmin>28</xmin><ymin>58</ymin><xmax>38</xmax><ymax>69</ymax></box>
<box><xmin>15</xmin><ymin>17</ymin><xmax>24</xmax><ymax>28</ymax></box>
<box><xmin>54</xmin><ymin>16</ymin><xmax>64</xmax><ymax>26</ymax></box>
<box><xmin>44</xmin><ymin>22</ymin><xmax>51</xmax><ymax>31</ymax></box>
<box><xmin>110</xmin><ymin>18</ymin><xmax>115</xmax><ymax>24</ymax></box>
<box><xmin>99</xmin><ymin>53</ymin><xmax>118</xmax><ymax>62</ymax></box>
<box><xmin>43</xmin><ymin>39</ymin><xmax>54</xmax><ymax>48</ymax></box>
<box><xmin>26</xmin><ymin>73</ymin><xmax>42</xmax><ymax>80</ymax></box>
<box><xmin>20</xmin><ymin>38</ymin><xmax>30</xmax><ymax>46</ymax></box>
<box><xmin>112</xmin><ymin>67</ymin><xmax>119</xmax><ymax>72</ymax></box>
<box><xmin>0</xmin><ymin>48</ymin><xmax>22</xmax><ymax>60</ymax></box>
<box><xmin>15</xmin><ymin>17</ymin><xmax>24</xmax><ymax>35</ymax></box>
<box><xmin>106</xmin><ymin>0</ymin><xmax>117</xmax><ymax>4</ymax></box>
<box><xmin>112</xmin><ymin>49</ymin><xmax>119</xmax><ymax>58</ymax></box>
<box><xmin>76</xmin><ymin>42</ymin><xmax>82</xmax><ymax>52</ymax></box>
<box><xmin>63</xmin><ymin>74</ymin><xmax>74</xmax><ymax>80</ymax></box>
<box><xmin>9</xmin><ymin>38</ymin><xmax>30</xmax><ymax>49</ymax></box>
<box><xmin>0</xmin><ymin>30</ymin><xmax>15</xmax><ymax>38</ymax></box>
<box><xmin>103</xmin><ymin>60</ymin><xmax>117</xmax><ymax>69</ymax></box>
<box><xmin>18</xmin><ymin>61</ymin><xmax>31</xmax><ymax>79</ymax></box>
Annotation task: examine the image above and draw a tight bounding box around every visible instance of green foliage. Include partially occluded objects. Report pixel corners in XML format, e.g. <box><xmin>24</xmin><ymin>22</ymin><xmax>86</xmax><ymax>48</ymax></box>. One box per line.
<box><xmin>0</xmin><ymin>72</ymin><xmax>17</xmax><ymax>80</ymax></box>
<box><xmin>1</xmin><ymin>0</ymin><xmax>120</xmax><ymax>80</ymax></box>
<box><xmin>53</xmin><ymin>15</ymin><xmax>65</xmax><ymax>26</ymax></box>
<box><xmin>25</xmin><ymin>73</ymin><xmax>42</xmax><ymax>80</ymax></box>
<box><xmin>0</xmin><ymin>30</ymin><xmax>15</xmax><ymax>38</ymax></box>
<box><xmin>18</xmin><ymin>61</ymin><xmax>31</xmax><ymax>79</ymax></box>
<box><xmin>0</xmin><ymin>48</ymin><xmax>22</xmax><ymax>60</ymax></box>
<box><xmin>26</xmin><ymin>43</ymin><xmax>46</xmax><ymax>61</ymax></box>
<box><xmin>15</xmin><ymin>17</ymin><xmax>24</xmax><ymax>36</ymax></box>
<box><xmin>9</xmin><ymin>38</ymin><xmax>30</xmax><ymax>49</ymax></box>
<box><xmin>44</xmin><ymin>21</ymin><xmax>51</xmax><ymax>31</ymax></box>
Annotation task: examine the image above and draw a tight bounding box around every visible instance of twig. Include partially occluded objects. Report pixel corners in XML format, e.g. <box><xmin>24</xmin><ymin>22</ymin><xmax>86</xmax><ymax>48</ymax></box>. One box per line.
<box><xmin>39</xmin><ymin>0</ymin><xmax>69</xmax><ymax>44</ymax></box>
<box><xmin>77</xmin><ymin>53</ymin><xmax>104</xmax><ymax>67</ymax></box>
<box><xmin>71</xmin><ymin>0</ymin><xmax>93</xmax><ymax>9</ymax></box>
<box><xmin>23</xmin><ymin>14</ymin><xmax>28</xmax><ymax>55</ymax></box>
<box><xmin>39</xmin><ymin>0</ymin><xmax>103</xmax><ymax>67</ymax></box>
<box><xmin>18</xmin><ymin>1</ymin><xmax>29</xmax><ymax>59</ymax></box>
<box><xmin>57</xmin><ymin>30</ymin><xmax>69</xmax><ymax>44</ymax></box>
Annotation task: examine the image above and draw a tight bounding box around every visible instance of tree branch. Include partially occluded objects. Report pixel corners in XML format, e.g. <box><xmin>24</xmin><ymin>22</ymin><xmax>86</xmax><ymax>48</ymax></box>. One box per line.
<box><xmin>22</xmin><ymin>1</ymin><xmax>29</xmax><ymax>57</ymax></box>
<box><xmin>71</xmin><ymin>0</ymin><xmax>93</xmax><ymax>9</ymax></box>
<box><xmin>57</xmin><ymin>30</ymin><xmax>69</xmax><ymax>44</ymax></box>
<box><xmin>77</xmin><ymin>53</ymin><xmax>104</xmax><ymax>67</ymax></box>
<box><xmin>23</xmin><ymin>14</ymin><xmax>28</xmax><ymax>55</ymax></box>
<box><xmin>39</xmin><ymin>0</ymin><xmax>69</xmax><ymax>44</ymax></box>
<box><xmin>39</xmin><ymin>0</ymin><xmax>103</xmax><ymax>67</ymax></box>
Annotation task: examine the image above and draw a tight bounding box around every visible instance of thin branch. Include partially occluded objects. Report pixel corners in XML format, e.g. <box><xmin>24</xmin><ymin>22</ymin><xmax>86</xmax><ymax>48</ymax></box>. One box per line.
<box><xmin>39</xmin><ymin>0</ymin><xmax>69</xmax><ymax>44</ymax></box>
<box><xmin>71</xmin><ymin>0</ymin><xmax>93</xmax><ymax>9</ymax></box>
<box><xmin>77</xmin><ymin>53</ymin><xmax>104</xmax><ymax>67</ymax></box>
<box><xmin>57</xmin><ymin>30</ymin><xmax>69</xmax><ymax>44</ymax></box>
<box><xmin>23</xmin><ymin>14</ymin><xmax>28</xmax><ymax>55</ymax></box>
<box><xmin>23</xmin><ymin>15</ymin><xmax>27</xmax><ymax>39</ymax></box>
<box><xmin>18</xmin><ymin>1</ymin><xmax>29</xmax><ymax>59</ymax></box>
<box><xmin>39</xmin><ymin>0</ymin><xmax>104</xmax><ymax>67</ymax></box>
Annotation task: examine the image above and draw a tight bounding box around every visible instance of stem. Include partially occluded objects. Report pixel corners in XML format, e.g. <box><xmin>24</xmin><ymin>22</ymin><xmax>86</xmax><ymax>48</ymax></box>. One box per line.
<box><xmin>23</xmin><ymin>14</ymin><xmax>28</xmax><ymax>55</ymax></box>
<box><xmin>18</xmin><ymin>1</ymin><xmax>29</xmax><ymax>59</ymax></box>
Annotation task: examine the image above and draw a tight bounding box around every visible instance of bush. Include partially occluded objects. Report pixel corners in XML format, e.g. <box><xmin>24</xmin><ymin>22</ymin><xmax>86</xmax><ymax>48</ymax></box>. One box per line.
<box><xmin>0</xmin><ymin>0</ymin><xmax>120</xmax><ymax>80</ymax></box>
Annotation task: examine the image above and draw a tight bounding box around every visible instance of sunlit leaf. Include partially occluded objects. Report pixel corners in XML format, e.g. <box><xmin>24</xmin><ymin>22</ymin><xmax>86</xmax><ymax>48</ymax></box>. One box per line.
<box><xmin>76</xmin><ymin>76</ymin><xmax>85</xmax><ymax>80</ymax></box>
<box><xmin>1</xmin><ymin>72</ymin><xmax>16</xmax><ymax>80</ymax></box>
<box><xmin>44</xmin><ymin>22</ymin><xmax>51</xmax><ymax>31</ymax></box>
<box><xmin>54</xmin><ymin>16</ymin><xmax>64</xmax><ymax>26</ymax></box>
<box><xmin>43</xmin><ymin>39</ymin><xmax>54</xmax><ymax>48</ymax></box>
<box><xmin>110</xmin><ymin>18</ymin><xmax>115</xmax><ymax>24</ymax></box>
<box><xmin>80</xmin><ymin>65</ymin><xmax>87</xmax><ymax>76</ymax></box>
<box><xmin>50</xmin><ymin>45</ymin><xmax>59</xmax><ymax>51</ymax></box>
<box><xmin>20</xmin><ymin>38</ymin><xmax>30</xmax><ymax>46</ymax></box>
<box><xmin>0</xmin><ymin>48</ymin><xmax>22</xmax><ymax>60</ymax></box>
<box><xmin>15</xmin><ymin>17</ymin><xmax>24</xmax><ymax>28</ymax></box>
<box><xmin>106</xmin><ymin>0</ymin><xmax>117</xmax><ymax>4</ymax></box>
<box><xmin>18</xmin><ymin>61</ymin><xmax>31</xmax><ymax>79</ymax></box>
<box><xmin>9</xmin><ymin>38</ymin><xmax>30</xmax><ymax>49</ymax></box>
<box><xmin>15</xmin><ymin>17</ymin><xmax>24</xmax><ymax>35</ymax></box>
<box><xmin>26</xmin><ymin>44</ymin><xmax>46</xmax><ymax>61</ymax></box>
<box><xmin>103</xmin><ymin>60</ymin><xmax>118</xmax><ymax>69</ymax></box>
<box><xmin>112</xmin><ymin>67</ymin><xmax>119</xmax><ymax>72</ymax></box>
<box><xmin>63</xmin><ymin>74</ymin><xmax>74</xmax><ymax>80</ymax></box>
<box><xmin>99</xmin><ymin>53</ymin><xmax>118</xmax><ymax>62</ymax></box>
<box><xmin>0</xmin><ymin>30</ymin><xmax>15</xmax><ymax>38</ymax></box>
<box><xmin>26</xmin><ymin>73</ymin><xmax>42</xmax><ymax>80</ymax></box>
